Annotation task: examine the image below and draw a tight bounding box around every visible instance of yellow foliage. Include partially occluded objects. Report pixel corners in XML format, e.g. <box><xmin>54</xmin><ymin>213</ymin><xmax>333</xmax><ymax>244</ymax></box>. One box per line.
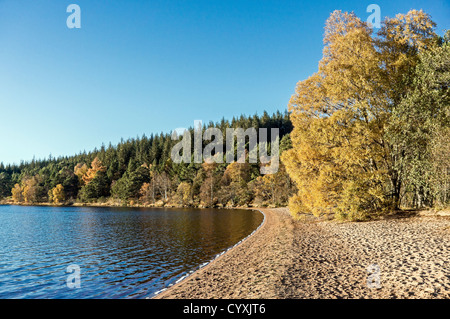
<box><xmin>11</xmin><ymin>183</ymin><xmax>24</xmax><ymax>203</ymax></box>
<box><xmin>22</xmin><ymin>175</ymin><xmax>41</xmax><ymax>203</ymax></box>
<box><xmin>176</xmin><ymin>182</ymin><xmax>192</xmax><ymax>206</ymax></box>
<box><xmin>82</xmin><ymin>157</ymin><xmax>106</xmax><ymax>185</ymax></box>
<box><xmin>253</xmin><ymin>163</ymin><xmax>291</xmax><ymax>206</ymax></box>
<box><xmin>222</xmin><ymin>162</ymin><xmax>250</xmax><ymax>184</ymax></box>
<box><xmin>282</xmin><ymin>10</ymin><xmax>437</xmax><ymax>220</ymax></box>
<box><xmin>74</xmin><ymin>163</ymin><xmax>88</xmax><ymax>185</ymax></box>
<box><xmin>52</xmin><ymin>184</ymin><xmax>65</xmax><ymax>204</ymax></box>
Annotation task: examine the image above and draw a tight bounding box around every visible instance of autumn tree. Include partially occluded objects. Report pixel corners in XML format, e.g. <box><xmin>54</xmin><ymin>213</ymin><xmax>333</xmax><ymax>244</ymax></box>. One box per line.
<box><xmin>252</xmin><ymin>163</ymin><xmax>292</xmax><ymax>207</ymax></box>
<box><xmin>11</xmin><ymin>183</ymin><xmax>24</xmax><ymax>203</ymax></box>
<box><xmin>282</xmin><ymin>10</ymin><xmax>438</xmax><ymax>220</ymax></box>
<box><xmin>138</xmin><ymin>168</ymin><xmax>164</xmax><ymax>205</ymax></box>
<box><xmin>74</xmin><ymin>163</ymin><xmax>88</xmax><ymax>186</ymax></box>
<box><xmin>20</xmin><ymin>175</ymin><xmax>46</xmax><ymax>203</ymax></box>
<box><xmin>175</xmin><ymin>182</ymin><xmax>192</xmax><ymax>206</ymax></box>
<box><xmin>139</xmin><ymin>182</ymin><xmax>153</xmax><ymax>204</ymax></box>
<box><xmin>77</xmin><ymin>157</ymin><xmax>109</xmax><ymax>202</ymax></box>
<box><xmin>82</xmin><ymin>157</ymin><xmax>106</xmax><ymax>185</ymax></box>
<box><xmin>22</xmin><ymin>177</ymin><xmax>37</xmax><ymax>203</ymax></box>
<box><xmin>222</xmin><ymin>162</ymin><xmax>251</xmax><ymax>185</ymax></box>
<box><xmin>51</xmin><ymin>184</ymin><xmax>66</xmax><ymax>204</ymax></box>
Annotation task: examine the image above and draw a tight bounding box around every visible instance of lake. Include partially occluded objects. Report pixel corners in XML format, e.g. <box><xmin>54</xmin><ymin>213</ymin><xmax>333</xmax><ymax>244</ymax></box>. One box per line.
<box><xmin>0</xmin><ymin>205</ymin><xmax>263</xmax><ymax>299</ymax></box>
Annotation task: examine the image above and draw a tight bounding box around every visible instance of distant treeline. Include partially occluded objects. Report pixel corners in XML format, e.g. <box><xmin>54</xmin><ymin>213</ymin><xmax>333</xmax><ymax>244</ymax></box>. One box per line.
<box><xmin>0</xmin><ymin>111</ymin><xmax>295</xmax><ymax>208</ymax></box>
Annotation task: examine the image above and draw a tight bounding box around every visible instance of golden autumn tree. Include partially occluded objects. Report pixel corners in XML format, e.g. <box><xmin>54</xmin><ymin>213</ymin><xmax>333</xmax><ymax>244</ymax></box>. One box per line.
<box><xmin>282</xmin><ymin>10</ymin><xmax>437</xmax><ymax>220</ymax></box>
<box><xmin>253</xmin><ymin>163</ymin><xmax>292</xmax><ymax>207</ymax></box>
<box><xmin>51</xmin><ymin>184</ymin><xmax>66</xmax><ymax>204</ymax></box>
<box><xmin>222</xmin><ymin>162</ymin><xmax>250</xmax><ymax>184</ymax></box>
<box><xmin>176</xmin><ymin>182</ymin><xmax>192</xmax><ymax>206</ymax></box>
<box><xmin>22</xmin><ymin>175</ymin><xmax>43</xmax><ymax>203</ymax></box>
<box><xmin>74</xmin><ymin>163</ymin><xmax>88</xmax><ymax>186</ymax></box>
<box><xmin>11</xmin><ymin>183</ymin><xmax>24</xmax><ymax>203</ymax></box>
<box><xmin>82</xmin><ymin>157</ymin><xmax>106</xmax><ymax>185</ymax></box>
<box><xmin>139</xmin><ymin>182</ymin><xmax>153</xmax><ymax>204</ymax></box>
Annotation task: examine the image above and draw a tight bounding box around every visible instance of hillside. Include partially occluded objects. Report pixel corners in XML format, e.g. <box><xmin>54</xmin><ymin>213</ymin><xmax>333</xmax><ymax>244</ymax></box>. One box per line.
<box><xmin>0</xmin><ymin>110</ymin><xmax>295</xmax><ymax>208</ymax></box>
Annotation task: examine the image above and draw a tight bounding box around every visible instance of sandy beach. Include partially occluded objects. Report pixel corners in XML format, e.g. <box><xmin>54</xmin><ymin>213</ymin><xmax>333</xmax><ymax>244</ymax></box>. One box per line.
<box><xmin>154</xmin><ymin>208</ymin><xmax>450</xmax><ymax>299</ymax></box>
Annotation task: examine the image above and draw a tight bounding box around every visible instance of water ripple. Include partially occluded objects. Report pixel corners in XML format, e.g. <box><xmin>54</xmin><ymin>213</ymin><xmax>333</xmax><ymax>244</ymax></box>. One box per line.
<box><xmin>0</xmin><ymin>206</ymin><xmax>263</xmax><ymax>299</ymax></box>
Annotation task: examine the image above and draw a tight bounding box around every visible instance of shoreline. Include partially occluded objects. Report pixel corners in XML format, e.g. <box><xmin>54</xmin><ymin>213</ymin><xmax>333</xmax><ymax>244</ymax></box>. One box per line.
<box><xmin>153</xmin><ymin>207</ymin><xmax>295</xmax><ymax>299</ymax></box>
<box><xmin>153</xmin><ymin>208</ymin><xmax>450</xmax><ymax>299</ymax></box>
<box><xmin>150</xmin><ymin>208</ymin><xmax>266</xmax><ymax>299</ymax></box>
<box><xmin>0</xmin><ymin>201</ymin><xmax>275</xmax><ymax>211</ymax></box>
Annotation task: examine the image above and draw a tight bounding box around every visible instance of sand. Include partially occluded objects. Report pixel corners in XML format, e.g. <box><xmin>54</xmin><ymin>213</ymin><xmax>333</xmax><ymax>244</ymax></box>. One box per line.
<box><xmin>153</xmin><ymin>208</ymin><xmax>450</xmax><ymax>299</ymax></box>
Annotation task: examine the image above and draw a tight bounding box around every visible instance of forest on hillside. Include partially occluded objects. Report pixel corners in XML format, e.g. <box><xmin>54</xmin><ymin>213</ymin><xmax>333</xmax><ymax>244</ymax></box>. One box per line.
<box><xmin>0</xmin><ymin>111</ymin><xmax>295</xmax><ymax>208</ymax></box>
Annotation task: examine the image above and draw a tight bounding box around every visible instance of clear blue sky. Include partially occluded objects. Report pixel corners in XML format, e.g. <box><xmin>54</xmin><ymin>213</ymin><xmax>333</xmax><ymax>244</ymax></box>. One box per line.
<box><xmin>0</xmin><ymin>0</ymin><xmax>448</xmax><ymax>165</ymax></box>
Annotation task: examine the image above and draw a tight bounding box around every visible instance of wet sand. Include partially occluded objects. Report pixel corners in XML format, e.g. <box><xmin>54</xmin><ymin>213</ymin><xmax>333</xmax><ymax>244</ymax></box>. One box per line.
<box><xmin>154</xmin><ymin>208</ymin><xmax>450</xmax><ymax>299</ymax></box>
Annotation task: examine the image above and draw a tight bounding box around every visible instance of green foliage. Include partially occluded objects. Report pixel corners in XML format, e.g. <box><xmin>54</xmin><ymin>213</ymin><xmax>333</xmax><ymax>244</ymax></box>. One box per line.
<box><xmin>0</xmin><ymin>172</ymin><xmax>12</xmax><ymax>199</ymax></box>
<box><xmin>386</xmin><ymin>34</ymin><xmax>450</xmax><ymax>208</ymax></box>
<box><xmin>79</xmin><ymin>170</ymin><xmax>110</xmax><ymax>202</ymax></box>
<box><xmin>2</xmin><ymin>111</ymin><xmax>293</xmax><ymax>208</ymax></box>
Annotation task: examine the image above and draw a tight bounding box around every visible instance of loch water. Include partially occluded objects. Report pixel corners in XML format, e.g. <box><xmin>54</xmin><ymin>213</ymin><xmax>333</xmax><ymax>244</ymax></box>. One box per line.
<box><xmin>0</xmin><ymin>205</ymin><xmax>263</xmax><ymax>299</ymax></box>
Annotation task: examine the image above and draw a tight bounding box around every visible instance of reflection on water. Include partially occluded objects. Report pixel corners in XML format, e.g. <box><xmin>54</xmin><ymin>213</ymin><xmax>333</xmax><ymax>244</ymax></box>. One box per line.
<box><xmin>0</xmin><ymin>205</ymin><xmax>263</xmax><ymax>299</ymax></box>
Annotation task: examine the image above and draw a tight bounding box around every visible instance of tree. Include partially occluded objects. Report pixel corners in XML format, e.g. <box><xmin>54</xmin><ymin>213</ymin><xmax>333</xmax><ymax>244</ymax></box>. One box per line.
<box><xmin>11</xmin><ymin>183</ymin><xmax>24</xmax><ymax>203</ymax></box>
<box><xmin>175</xmin><ymin>182</ymin><xmax>192</xmax><ymax>206</ymax></box>
<box><xmin>111</xmin><ymin>164</ymin><xmax>150</xmax><ymax>202</ymax></box>
<box><xmin>279</xmin><ymin>134</ymin><xmax>292</xmax><ymax>154</ymax></box>
<box><xmin>222</xmin><ymin>162</ymin><xmax>251</xmax><ymax>185</ymax></box>
<box><xmin>199</xmin><ymin>161</ymin><xmax>219</xmax><ymax>207</ymax></box>
<box><xmin>387</xmin><ymin>32</ymin><xmax>449</xmax><ymax>208</ymax></box>
<box><xmin>51</xmin><ymin>184</ymin><xmax>66</xmax><ymax>204</ymax></box>
<box><xmin>53</xmin><ymin>167</ymin><xmax>79</xmax><ymax>200</ymax></box>
<box><xmin>252</xmin><ymin>163</ymin><xmax>292</xmax><ymax>206</ymax></box>
<box><xmin>79</xmin><ymin>170</ymin><xmax>109</xmax><ymax>202</ymax></box>
<box><xmin>139</xmin><ymin>182</ymin><xmax>154</xmax><ymax>204</ymax></box>
<box><xmin>126</xmin><ymin>164</ymin><xmax>150</xmax><ymax>199</ymax></box>
<box><xmin>111</xmin><ymin>176</ymin><xmax>128</xmax><ymax>201</ymax></box>
<box><xmin>82</xmin><ymin>157</ymin><xmax>106</xmax><ymax>185</ymax></box>
<box><xmin>156</xmin><ymin>171</ymin><xmax>171</xmax><ymax>201</ymax></box>
<box><xmin>78</xmin><ymin>157</ymin><xmax>109</xmax><ymax>202</ymax></box>
<box><xmin>217</xmin><ymin>162</ymin><xmax>252</xmax><ymax>207</ymax></box>
<box><xmin>0</xmin><ymin>172</ymin><xmax>11</xmax><ymax>199</ymax></box>
<box><xmin>282</xmin><ymin>10</ymin><xmax>438</xmax><ymax>220</ymax></box>
<box><xmin>21</xmin><ymin>175</ymin><xmax>45</xmax><ymax>203</ymax></box>
<box><xmin>377</xmin><ymin>10</ymin><xmax>438</xmax><ymax>209</ymax></box>
<box><xmin>74</xmin><ymin>163</ymin><xmax>88</xmax><ymax>185</ymax></box>
<box><xmin>431</xmin><ymin>127</ymin><xmax>450</xmax><ymax>208</ymax></box>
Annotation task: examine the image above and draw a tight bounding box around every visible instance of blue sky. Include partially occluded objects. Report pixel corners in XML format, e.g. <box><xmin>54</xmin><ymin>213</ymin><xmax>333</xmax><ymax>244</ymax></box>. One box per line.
<box><xmin>0</xmin><ymin>0</ymin><xmax>448</xmax><ymax>165</ymax></box>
